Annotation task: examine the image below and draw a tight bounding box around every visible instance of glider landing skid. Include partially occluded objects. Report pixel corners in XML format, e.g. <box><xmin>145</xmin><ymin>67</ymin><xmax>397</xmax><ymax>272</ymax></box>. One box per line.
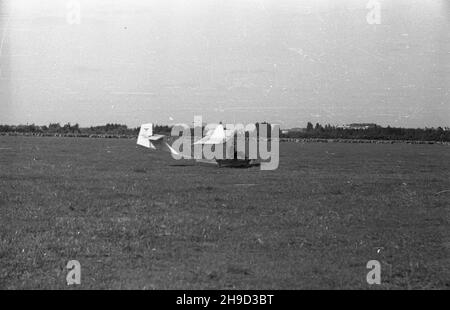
<box><xmin>216</xmin><ymin>159</ymin><xmax>260</xmax><ymax>168</ymax></box>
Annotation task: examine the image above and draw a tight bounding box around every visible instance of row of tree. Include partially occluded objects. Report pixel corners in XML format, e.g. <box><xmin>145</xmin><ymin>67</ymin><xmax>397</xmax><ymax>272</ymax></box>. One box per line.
<box><xmin>0</xmin><ymin>123</ymin><xmax>171</xmax><ymax>136</ymax></box>
<box><xmin>1</xmin><ymin>122</ymin><xmax>449</xmax><ymax>142</ymax></box>
<box><xmin>285</xmin><ymin>122</ymin><xmax>450</xmax><ymax>142</ymax></box>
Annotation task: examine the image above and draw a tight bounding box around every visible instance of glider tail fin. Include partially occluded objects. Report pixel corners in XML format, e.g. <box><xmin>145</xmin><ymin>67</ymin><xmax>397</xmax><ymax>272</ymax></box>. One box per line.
<box><xmin>137</xmin><ymin>123</ymin><xmax>156</xmax><ymax>149</ymax></box>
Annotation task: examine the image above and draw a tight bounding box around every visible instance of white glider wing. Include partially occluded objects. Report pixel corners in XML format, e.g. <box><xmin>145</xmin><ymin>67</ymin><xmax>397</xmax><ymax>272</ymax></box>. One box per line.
<box><xmin>194</xmin><ymin>124</ymin><xmax>234</xmax><ymax>145</ymax></box>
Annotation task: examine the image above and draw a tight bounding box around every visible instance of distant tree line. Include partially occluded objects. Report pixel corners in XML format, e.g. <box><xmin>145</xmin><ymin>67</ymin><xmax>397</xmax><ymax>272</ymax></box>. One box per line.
<box><xmin>1</xmin><ymin>122</ymin><xmax>449</xmax><ymax>142</ymax></box>
<box><xmin>0</xmin><ymin>123</ymin><xmax>171</xmax><ymax>136</ymax></box>
<box><xmin>283</xmin><ymin>122</ymin><xmax>450</xmax><ymax>142</ymax></box>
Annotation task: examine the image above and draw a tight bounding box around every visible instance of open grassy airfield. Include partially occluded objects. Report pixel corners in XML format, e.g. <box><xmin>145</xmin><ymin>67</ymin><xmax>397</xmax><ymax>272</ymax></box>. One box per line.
<box><xmin>0</xmin><ymin>136</ymin><xmax>449</xmax><ymax>289</ymax></box>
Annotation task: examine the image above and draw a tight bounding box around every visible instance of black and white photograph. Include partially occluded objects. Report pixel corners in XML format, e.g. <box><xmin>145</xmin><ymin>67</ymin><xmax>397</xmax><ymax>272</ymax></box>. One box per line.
<box><xmin>0</xmin><ymin>0</ymin><xmax>449</xmax><ymax>293</ymax></box>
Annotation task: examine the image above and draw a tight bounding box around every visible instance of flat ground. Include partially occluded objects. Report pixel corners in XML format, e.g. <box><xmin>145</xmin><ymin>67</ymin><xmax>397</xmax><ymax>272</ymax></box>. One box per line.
<box><xmin>0</xmin><ymin>136</ymin><xmax>449</xmax><ymax>289</ymax></box>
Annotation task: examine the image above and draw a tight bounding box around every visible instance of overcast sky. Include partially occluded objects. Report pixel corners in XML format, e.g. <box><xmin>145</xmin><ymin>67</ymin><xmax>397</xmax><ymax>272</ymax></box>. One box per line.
<box><xmin>0</xmin><ymin>0</ymin><xmax>449</xmax><ymax>128</ymax></box>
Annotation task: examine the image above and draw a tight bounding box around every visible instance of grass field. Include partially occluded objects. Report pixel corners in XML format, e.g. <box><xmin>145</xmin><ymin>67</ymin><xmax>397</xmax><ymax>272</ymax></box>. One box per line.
<box><xmin>0</xmin><ymin>136</ymin><xmax>449</xmax><ymax>289</ymax></box>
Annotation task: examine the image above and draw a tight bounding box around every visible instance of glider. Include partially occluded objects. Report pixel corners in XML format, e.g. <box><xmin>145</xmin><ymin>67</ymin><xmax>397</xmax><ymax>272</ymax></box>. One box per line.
<box><xmin>137</xmin><ymin>123</ymin><xmax>257</xmax><ymax>168</ymax></box>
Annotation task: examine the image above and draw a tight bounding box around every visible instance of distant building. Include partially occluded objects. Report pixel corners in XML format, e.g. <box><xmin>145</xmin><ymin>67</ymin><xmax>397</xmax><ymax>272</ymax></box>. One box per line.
<box><xmin>337</xmin><ymin>123</ymin><xmax>377</xmax><ymax>130</ymax></box>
